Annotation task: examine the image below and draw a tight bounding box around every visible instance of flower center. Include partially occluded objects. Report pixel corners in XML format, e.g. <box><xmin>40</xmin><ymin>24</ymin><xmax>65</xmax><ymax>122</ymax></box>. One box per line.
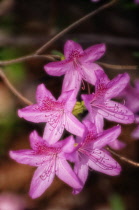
<box><xmin>35</xmin><ymin>97</ymin><xmax>65</xmax><ymax>112</ymax></box>
<box><xmin>68</xmin><ymin>50</ymin><xmax>81</xmax><ymax>60</ymax></box>
<box><xmin>35</xmin><ymin>142</ymin><xmax>61</xmax><ymax>155</ymax></box>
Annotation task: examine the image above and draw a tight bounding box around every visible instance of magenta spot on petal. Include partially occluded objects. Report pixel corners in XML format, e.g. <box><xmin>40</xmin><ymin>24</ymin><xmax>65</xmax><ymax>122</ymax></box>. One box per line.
<box><xmin>33</xmin><ymin>97</ymin><xmax>65</xmax><ymax>112</ymax></box>
<box><xmin>34</xmin><ymin>142</ymin><xmax>61</xmax><ymax>155</ymax></box>
<box><xmin>68</xmin><ymin>50</ymin><xmax>81</xmax><ymax>60</ymax></box>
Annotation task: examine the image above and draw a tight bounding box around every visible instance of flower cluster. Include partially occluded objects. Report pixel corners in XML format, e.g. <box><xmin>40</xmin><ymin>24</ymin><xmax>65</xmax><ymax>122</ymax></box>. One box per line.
<box><xmin>9</xmin><ymin>40</ymin><xmax>134</xmax><ymax>199</ymax></box>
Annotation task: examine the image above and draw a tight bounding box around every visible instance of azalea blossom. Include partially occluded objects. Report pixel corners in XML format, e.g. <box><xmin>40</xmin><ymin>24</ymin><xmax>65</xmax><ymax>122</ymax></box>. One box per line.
<box><xmin>135</xmin><ymin>0</ymin><xmax>139</xmax><ymax>4</ymax></box>
<box><xmin>44</xmin><ymin>40</ymin><xmax>105</xmax><ymax>95</ymax></box>
<box><xmin>72</xmin><ymin>120</ymin><xmax>121</xmax><ymax>194</ymax></box>
<box><xmin>18</xmin><ymin>84</ymin><xmax>85</xmax><ymax>144</ymax></box>
<box><xmin>121</xmin><ymin>80</ymin><xmax>139</xmax><ymax>139</ymax></box>
<box><xmin>82</xmin><ymin>70</ymin><xmax>134</xmax><ymax>130</ymax></box>
<box><xmin>122</xmin><ymin>80</ymin><xmax>139</xmax><ymax>123</ymax></box>
<box><xmin>9</xmin><ymin>131</ymin><xmax>82</xmax><ymax>199</ymax></box>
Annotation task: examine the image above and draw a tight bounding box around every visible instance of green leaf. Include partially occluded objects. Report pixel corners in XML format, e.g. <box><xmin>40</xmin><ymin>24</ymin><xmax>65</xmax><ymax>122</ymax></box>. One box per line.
<box><xmin>109</xmin><ymin>194</ymin><xmax>125</xmax><ymax>210</ymax></box>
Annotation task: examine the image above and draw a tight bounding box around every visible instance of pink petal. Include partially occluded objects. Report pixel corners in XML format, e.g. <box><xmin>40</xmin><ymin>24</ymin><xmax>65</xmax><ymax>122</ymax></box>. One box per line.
<box><xmin>58</xmin><ymin>90</ymin><xmax>76</xmax><ymax>112</ymax></box>
<box><xmin>93</xmin><ymin>125</ymin><xmax>121</xmax><ymax>149</ymax></box>
<box><xmin>56</xmin><ymin>158</ymin><xmax>82</xmax><ymax>189</ymax></box>
<box><xmin>80</xmin><ymin>43</ymin><xmax>106</xmax><ymax>62</ymax></box>
<box><xmin>62</xmin><ymin>69</ymin><xmax>82</xmax><ymax>95</ymax></box>
<box><xmin>29</xmin><ymin>130</ymin><xmax>42</xmax><ymax>150</ymax></box>
<box><xmin>29</xmin><ymin>165</ymin><xmax>55</xmax><ymax>199</ymax></box>
<box><xmin>81</xmin><ymin>94</ymin><xmax>93</xmax><ymax>111</ymax></box>
<box><xmin>95</xmin><ymin>70</ymin><xmax>110</xmax><ymax>92</ymax></box>
<box><xmin>97</xmin><ymin>100</ymin><xmax>135</xmax><ymax>124</ymax></box>
<box><xmin>105</xmin><ymin>73</ymin><xmax>130</xmax><ymax>99</ymax></box>
<box><xmin>88</xmin><ymin>149</ymin><xmax>121</xmax><ymax>176</ymax></box>
<box><xmin>65</xmin><ymin>112</ymin><xmax>85</xmax><ymax>137</ymax></box>
<box><xmin>79</xmin><ymin>63</ymin><xmax>104</xmax><ymax>86</ymax></box>
<box><xmin>44</xmin><ymin>60</ymin><xmax>71</xmax><ymax>76</ymax></box>
<box><xmin>135</xmin><ymin>116</ymin><xmax>139</xmax><ymax>123</ymax></box>
<box><xmin>61</xmin><ymin>136</ymin><xmax>75</xmax><ymax>153</ymax></box>
<box><xmin>36</xmin><ymin>84</ymin><xmax>55</xmax><ymax>104</ymax></box>
<box><xmin>43</xmin><ymin>114</ymin><xmax>64</xmax><ymax>144</ymax></box>
<box><xmin>108</xmin><ymin>139</ymin><xmax>125</xmax><ymax>150</ymax></box>
<box><xmin>64</xmin><ymin>40</ymin><xmax>83</xmax><ymax>59</ymax></box>
<box><xmin>73</xmin><ymin>162</ymin><xmax>88</xmax><ymax>194</ymax></box>
<box><xmin>83</xmin><ymin>120</ymin><xmax>97</xmax><ymax>133</ymax></box>
<box><xmin>9</xmin><ymin>150</ymin><xmax>47</xmax><ymax>166</ymax></box>
<box><xmin>91</xmin><ymin>113</ymin><xmax>104</xmax><ymax>133</ymax></box>
<box><xmin>18</xmin><ymin>105</ymin><xmax>54</xmax><ymax>123</ymax></box>
<box><xmin>132</xmin><ymin>125</ymin><xmax>139</xmax><ymax>139</ymax></box>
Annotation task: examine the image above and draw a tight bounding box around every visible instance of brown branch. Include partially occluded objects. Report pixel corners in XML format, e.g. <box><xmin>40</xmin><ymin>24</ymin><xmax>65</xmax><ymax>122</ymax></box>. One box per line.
<box><xmin>0</xmin><ymin>68</ymin><xmax>32</xmax><ymax>105</ymax></box>
<box><xmin>106</xmin><ymin>146</ymin><xmax>139</xmax><ymax>167</ymax></box>
<box><xmin>97</xmin><ymin>62</ymin><xmax>139</xmax><ymax>70</ymax></box>
<box><xmin>0</xmin><ymin>0</ymin><xmax>118</xmax><ymax>66</ymax></box>
<box><xmin>35</xmin><ymin>0</ymin><xmax>118</xmax><ymax>55</ymax></box>
<box><xmin>0</xmin><ymin>54</ymin><xmax>60</xmax><ymax>66</ymax></box>
<box><xmin>1</xmin><ymin>33</ymin><xmax>139</xmax><ymax>47</ymax></box>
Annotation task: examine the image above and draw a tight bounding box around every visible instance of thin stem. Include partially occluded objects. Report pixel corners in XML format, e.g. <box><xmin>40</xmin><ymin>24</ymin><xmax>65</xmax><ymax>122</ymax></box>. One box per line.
<box><xmin>97</xmin><ymin>62</ymin><xmax>139</xmax><ymax>70</ymax></box>
<box><xmin>36</xmin><ymin>0</ymin><xmax>117</xmax><ymax>55</ymax></box>
<box><xmin>87</xmin><ymin>83</ymin><xmax>91</xmax><ymax>94</ymax></box>
<box><xmin>0</xmin><ymin>68</ymin><xmax>32</xmax><ymax>105</ymax></box>
<box><xmin>106</xmin><ymin>146</ymin><xmax>139</xmax><ymax>167</ymax></box>
<box><xmin>0</xmin><ymin>54</ymin><xmax>60</xmax><ymax>66</ymax></box>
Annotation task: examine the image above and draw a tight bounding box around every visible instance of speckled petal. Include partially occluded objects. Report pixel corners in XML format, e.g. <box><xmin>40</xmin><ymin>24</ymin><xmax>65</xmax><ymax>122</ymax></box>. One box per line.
<box><xmin>36</xmin><ymin>84</ymin><xmax>56</xmax><ymax>104</ymax></box>
<box><xmin>9</xmin><ymin>150</ymin><xmax>48</xmax><ymax>166</ymax></box>
<box><xmin>97</xmin><ymin>100</ymin><xmax>134</xmax><ymax>124</ymax></box>
<box><xmin>88</xmin><ymin>149</ymin><xmax>121</xmax><ymax>176</ymax></box>
<box><xmin>18</xmin><ymin>105</ymin><xmax>54</xmax><ymax>123</ymax></box>
<box><xmin>29</xmin><ymin>165</ymin><xmax>55</xmax><ymax>199</ymax></box>
<box><xmin>64</xmin><ymin>40</ymin><xmax>83</xmax><ymax>59</ymax></box>
<box><xmin>43</xmin><ymin>114</ymin><xmax>64</xmax><ymax>144</ymax></box>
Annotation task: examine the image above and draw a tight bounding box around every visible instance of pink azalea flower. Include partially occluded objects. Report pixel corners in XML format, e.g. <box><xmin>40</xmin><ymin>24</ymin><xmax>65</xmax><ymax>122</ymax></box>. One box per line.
<box><xmin>131</xmin><ymin>125</ymin><xmax>139</xmax><ymax>139</ymax></box>
<box><xmin>135</xmin><ymin>0</ymin><xmax>139</xmax><ymax>4</ymax></box>
<box><xmin>44</xmin><ymin>40</ymin><xmax>105</xmax><ymax>95</ymax></box>
<box><xmin>0</xmin><ymin>193</ymin><xmax>27</xmax><ymax>210</ymax></box>
<box><xmin>91</xmin><ymin>0</ymin><xmax>100</xmax><ymax>2</ymax></box>
<box><xmin>9</xmin><ymin>131</ymin><xmax>82</xmax><ymax>199</ymax></box>
<box><xmin>123</xmin><ymin>80</ymin><xmax>139</xmax><ymax>115</ymax></box>
<box><xmin>118</xmin><ymin>80</ymin><xmax>139</xmax><ymax>139</ymax></box>
<box><xmin>82</xmin><ymin>70</ymin><xmax>134</xmax><ymax>128</ymax></box>
<box><xmin>18</xmin><ymin>84</ymin><xmax>85</xmax><ymax>144</ymax></box>
<box><xmin>72</xmin><ymin>120</ymin><xmax>122</xmax><ymax>194</ymax></box>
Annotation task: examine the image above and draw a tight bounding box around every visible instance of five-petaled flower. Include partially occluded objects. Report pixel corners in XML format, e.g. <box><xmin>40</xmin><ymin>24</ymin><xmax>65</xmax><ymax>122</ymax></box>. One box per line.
<box><xmin>82</xmin><ymin>70</ymin><xmax>134</xmax><ymax>132</ymax></box>
<box><xmin>18</xmin><ymin>84</ymin><xmax>85</xmax><ymax>144</ymax></box>
<box><xmin>44</xmin><ymin>40</ymin><xmax>105</xmax><ymax>95</ymax></box>
<box><xmin>9</xmin><ymin>131</ymin><xmax>82</xmax><ymax>199</ymax></box>
<box><xmin>71</xmin><ymin>120</ymin><xmax>121</xmax><ymax>194</ymax></box>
